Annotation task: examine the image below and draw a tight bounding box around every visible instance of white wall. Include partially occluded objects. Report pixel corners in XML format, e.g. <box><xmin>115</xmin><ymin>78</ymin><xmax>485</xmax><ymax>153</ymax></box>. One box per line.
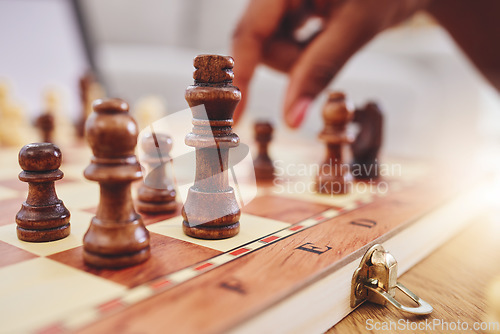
<box><xmin>0</xmin><ymin>0</ymin><xmax>88</xmax><ymax>121</ymax></box>
<box><xmin>2</xmin><ymin>0</ymin><xmax>499</xmax><ymax>160</ymax></box>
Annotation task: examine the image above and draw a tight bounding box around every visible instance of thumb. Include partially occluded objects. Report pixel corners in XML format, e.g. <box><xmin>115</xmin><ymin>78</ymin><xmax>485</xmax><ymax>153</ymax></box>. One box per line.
<box><xmin>284</xmin><ymin>4</ymin><xmax>379</xmax><ymax>128</ymax></box>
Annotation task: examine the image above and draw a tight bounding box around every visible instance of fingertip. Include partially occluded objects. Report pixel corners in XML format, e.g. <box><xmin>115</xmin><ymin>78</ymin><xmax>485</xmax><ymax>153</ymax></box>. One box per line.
<box><xmin>284</xmin><ymin>97</ymin><xmax>312</xmax><ymax>128</ymax></box>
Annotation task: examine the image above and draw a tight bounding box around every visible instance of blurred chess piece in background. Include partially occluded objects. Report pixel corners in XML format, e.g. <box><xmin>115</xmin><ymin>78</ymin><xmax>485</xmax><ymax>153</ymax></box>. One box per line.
<box><xmin>76</xmin><ymin>71</ymin><xmax>105</xmax><ymax>139</ymax></box>
<box><xmin>44</xmin><ymin>88</ymin><xmax>76</xmax><ymax>144</ymax></box>
<box><xmin>0</xmin><ymin>81</ymin><xmax>35</xmax><ymax>148</ymax></box>
<box><xmin>133</xmin><ymin>95</ymin><xmax>167</xmax><ymax>130</ymax></box>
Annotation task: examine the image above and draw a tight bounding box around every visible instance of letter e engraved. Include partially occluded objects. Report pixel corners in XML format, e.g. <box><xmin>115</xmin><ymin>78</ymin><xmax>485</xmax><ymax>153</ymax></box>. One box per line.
<box><xmin>220</xmin><ymin>278</ymin><xmax>246</xmax><ymax>294</ymax></box>
<box><xmin>296</xmin><ymin>242</ymin><xmax>332</xmax><ymax>255</ymax></box>
<box><xmin>350</xmin><ymin>218</ymin><xmax>377</xmax><ymax>228</ymax></box>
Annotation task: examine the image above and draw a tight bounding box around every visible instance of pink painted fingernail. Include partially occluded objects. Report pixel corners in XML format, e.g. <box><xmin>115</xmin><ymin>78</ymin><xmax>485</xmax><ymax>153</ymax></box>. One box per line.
<box><xmin>286</xmin><ymin>97</ymin><xmax>312</xmax><ymax>128</ymax></box>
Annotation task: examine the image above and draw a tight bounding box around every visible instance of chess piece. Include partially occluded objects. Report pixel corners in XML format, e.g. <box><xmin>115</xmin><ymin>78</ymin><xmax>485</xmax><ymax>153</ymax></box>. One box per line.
<box><xmin>42</xmin><ymin>87</ymin><xmax>76</xmax><ymax>142</ymax></box>
<box><xmin>316</xmin><ymin>92</ymin><xmax>354</xmax><ymax>194</ymax></box>
<box><xmin>253</xmin><ymin>121</ymin><xmax>275</xmax><ymax>180</ymax></box>
<box><xmin>182</xmin><ymin>55</ymin><xmax>241</xmax><ymax>239</ymax></box>
<box><xmin>0</xmin><ymin>81</ymin><xmax>9</xmax><ymax>112</ymax></box>
<box><xmin>351</xmin><ymin>102</ymin><xmax>383</xmax><ymax>180</ymax></box>
<box><xmin>35</xmin><ymin>112</ymin><xmax>55</xmax><ymax>143</ymax></box>
<box><xmin>0</xmin><ymin>83</ymin><xmax>32</xmax><ymax>147</ymax></box>
<box><xmin>15</xmin><ymin>143</ymin><xmax>71</xmax><ymax>242</ymax></box>
<box><xmin>137</xmin><ymin>132</ymin><xmax>177</xmax><ymax>213</ymax></box>
<box><xmin>134</xmin><ymin>96</ymin><xmax>166</xmax><ymax>130</ymax></box>
<box><xmin>76</xmin><ymin>72</ymin><xmax>94</xmax><ymax>138</ymax></box>
<box><xmin>83</xmin><ymin>98</ymin><xmax>150</xmax><ymax>268</ymax></box>
<box><xmin>76</xmin><ymin>72</ymin><xmax>104</xmax><ymax>138</ymax></box>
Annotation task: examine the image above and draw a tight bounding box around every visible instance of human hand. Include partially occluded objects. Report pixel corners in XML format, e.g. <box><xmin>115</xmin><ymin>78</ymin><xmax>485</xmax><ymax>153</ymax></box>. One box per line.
<box><xmin>232</xmin><ymin>0</ymin><xmax>430</xmax><ymax>127</ymax></box>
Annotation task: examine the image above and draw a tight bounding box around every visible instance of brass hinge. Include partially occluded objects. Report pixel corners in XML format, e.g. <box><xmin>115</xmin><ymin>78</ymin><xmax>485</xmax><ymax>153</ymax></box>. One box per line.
<box><xmin>351</xmin><ymin>244</ymin><xmax>433</xmax><ymax>315</ymax></box>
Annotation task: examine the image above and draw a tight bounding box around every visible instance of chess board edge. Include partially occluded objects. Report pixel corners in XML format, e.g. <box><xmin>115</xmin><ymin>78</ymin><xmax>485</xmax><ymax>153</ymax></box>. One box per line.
<box><xmin>70</xmin><ymin>175</ymin><xmax>492</xmax><ymax>334</ymax></box>
<box><xmin>231</xmin><ymin>181</ymin><xmax>490</xmax><ymax>334</ymax></box>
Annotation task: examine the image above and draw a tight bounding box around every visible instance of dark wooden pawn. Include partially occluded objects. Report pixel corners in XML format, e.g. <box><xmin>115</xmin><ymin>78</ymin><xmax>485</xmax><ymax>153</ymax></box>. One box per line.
<box><xmin>351</xmin><ymin>102</ymin><xmax>383</xmax><ymax>180</ymax></box>
<box><xmin>315</xmin><ymin>92</ymin><xmax>354</xmax><ymax>195</ymax></box>
<box><xmin>35</xmin><ymin>112</ymin><xmax>55</xmax><ymax>143</ymax></box>
<box><xmin>83</xmin><ymin>98</ymin><xmax>150</xmax><ymax>268</ymax></box>
<box><xmin>182</xmin><ymin>55</ymin><xmax>241</xmax><ymax>239</ymax></box>
<box><xmin>16</xmin><ymin>143</ymin><xmax>71</xmax><ymax>242</ymax></box>
<box><xmin>253</xmin><ymin>121</ymin><xmax>275</xmax><ymax>180</ymax></box>
<box><xmin>136</xmin><ymin>132</ymin><xmax>177</xmax><ymax>213</ymax></box>
<box><xmin>76</xmin><ymin>71</ymin><xmax>95</xmax><ymax>138</ymax></box>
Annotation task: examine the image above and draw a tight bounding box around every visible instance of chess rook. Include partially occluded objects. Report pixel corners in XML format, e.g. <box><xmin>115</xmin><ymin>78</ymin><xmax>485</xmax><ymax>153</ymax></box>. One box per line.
<box><xmin>253</xmin><ymin>121</ymin><xmax>275</xmax><ymax>180</ymax></box>
<box><xmin>15</xmin><ymin>143</ymin><xmax>71</xmax><ymax>242</ymax></box>
<box><xmin>351</xmin><ymin>102</ymin><xmax>383</xmax><ymax>179</ymax></box>
<box><xmin>83</xmin><ymin>98</ymin><xmax>150</xmax><ymax>268</ymax></box>
<box><xmin>182</xmin><ymin>55</ymin><xmax>241</xmax><ymax>239</ymax></box>
<box><xmin>137</xmin><ymin>132</ymin><xmax>177</xmax><ymax>213</ymax></box>
<box><xmin>316</xmin><ymin>92</ymin><xmax>354</xmax><ymax>194</ymax></box>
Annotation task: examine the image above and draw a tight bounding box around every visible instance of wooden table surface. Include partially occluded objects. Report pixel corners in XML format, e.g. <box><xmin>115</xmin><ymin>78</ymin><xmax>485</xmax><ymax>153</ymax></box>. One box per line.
<box><xmin>327</xmin><ymin>210</ymin><xmax>500</xmax><ymax>333</ymax></box>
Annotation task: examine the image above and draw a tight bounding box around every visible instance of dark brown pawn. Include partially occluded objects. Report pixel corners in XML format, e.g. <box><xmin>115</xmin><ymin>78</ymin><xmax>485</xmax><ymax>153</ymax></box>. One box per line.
<box><xmin>35</xmin><ymin>112</ymin><xmax>55</xmax><ymax>143</ymax></box>
<box><xmin>136</xmin><ymin>132</ymin><xmax>177</xmax><ymax>213</ymax></box>
<box><xmin>16</xmin><ymin>143</ymin><xmax>70</xmax><ymax>242</ymax></box>
<box><xmin>253</xmin><ymin>121</ymin><xmax>275</xmax><ymax>181</ymax></box>
<box><xmin>316</xmin><ymin>92</ymin><xmax>354</xmax><ymax>195</ymax></box>
<box><xmin>182</xmin><ymin>55</ymin><xmax>241</xmax><ymax>239</ymax></box>
<box><xmin>351</xmin><ymin>102</ymin><xmax>383</xmax><ymax>180</ymax></box>
<box><xmin>76</xmin><ymin>71</ymin><xmax>95</xmax><ymax>138</ymax></box>
<box><xmin>83</xmin><ymin>98</ymin><xmax>150</xmax><ymax>268</ymax></box>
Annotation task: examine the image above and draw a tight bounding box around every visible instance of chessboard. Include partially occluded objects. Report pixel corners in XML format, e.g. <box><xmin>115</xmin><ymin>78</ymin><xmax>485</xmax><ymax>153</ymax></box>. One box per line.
<box><xmin>0</xmin><ymin>135</ymin><xmax>492</xmax><ymax>334</ymax></box>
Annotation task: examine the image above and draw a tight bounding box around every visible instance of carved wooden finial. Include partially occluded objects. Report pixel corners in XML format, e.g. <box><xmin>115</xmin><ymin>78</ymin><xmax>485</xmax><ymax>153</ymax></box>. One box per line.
<box><xmin>86</xmin><ymin>98</ymin><xmax>139</xmax><ymax>159</ymax></box>
<box><xmin>193</xmin><ymin>55</ymin><xmax>235</xmax><ymax>84</ymax></box>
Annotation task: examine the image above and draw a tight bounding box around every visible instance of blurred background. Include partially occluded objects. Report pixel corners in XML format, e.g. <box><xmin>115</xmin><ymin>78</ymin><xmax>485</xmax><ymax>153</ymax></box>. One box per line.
<box><xmin>1</xmin><ymin>0</ymin><xmax>499</xmax><ymax>160</ymax></box>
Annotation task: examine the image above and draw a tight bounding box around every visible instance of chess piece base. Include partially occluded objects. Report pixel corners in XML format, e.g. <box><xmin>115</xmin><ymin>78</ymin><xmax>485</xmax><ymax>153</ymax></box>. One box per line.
<box><xmin>136</xmin><ymin>200</ymin><xmax>177</xmax><ymax>214</ymax></box>
<box><xmin>183</xmin><ymin>221</ymin><xmax>239</xmax><ymax>239</ymax></box>
<box><xmin>137</xmin><ymin>186</ymin><xmax>177</xmax><ymax>214</ymax></box>
<box><xmin>83</xmin><ymin>216</ymin><xmax>150</xmax><ymax>268</ymax></box>
<box><xmin>16</xmin><ymin>201</ymin><xmax>71</xmax><ymax>242</ymax></box>
<box><xmin>16</xmin><ymin>223</ymin><xmax>70</xmax><ymax>242</ymax></box>
<box><xmin>83</xmin><ymin>247</ymin><xmax>150</xmax><ymax>269</ymax></box>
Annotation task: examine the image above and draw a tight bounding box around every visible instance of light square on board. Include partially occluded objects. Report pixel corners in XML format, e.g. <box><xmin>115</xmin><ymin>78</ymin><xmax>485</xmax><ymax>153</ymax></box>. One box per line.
<box><xmin>0</xmin><ymin>257</ymin><xmax>126</xmax><ymax>333</ymax></box>
<box><xmin>242</xmin><ymin>195</ymin><xmax>331</xmax><ymax>224</ymax></box>
<box><xmin>56</xmin><ymin>182</ymin><xmax>99</xmax><ymax>210</ymax></box>
<box><xmin>274</xmin><ymin>182</ymin><xmax>375</xmax><ymax>208</ymax></box>
<box><xmin>140</xmin><ymin>202</ymin><xmax>183</xmax><ymax>226</ymax></box>
<box><xmin>49</xmin><ymin>232</ymin><xmax>221</xmax><ymax>288</ymax></box>
<box><xmin>147</xmin><ymin>213</ymin><xmax>290</xmax><ymax>252</ymax></box>
<box><xmin>0</xmin><ymin>210</ymin><xmax>94</xmax><ymax>256</ymax></box>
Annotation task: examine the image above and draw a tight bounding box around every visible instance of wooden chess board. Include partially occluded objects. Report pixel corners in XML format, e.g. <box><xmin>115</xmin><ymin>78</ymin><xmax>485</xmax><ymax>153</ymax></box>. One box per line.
<box><xmin>0</xmin><ymin>139</ymin><xmax>491</xmax><ymax>334</ymax></box>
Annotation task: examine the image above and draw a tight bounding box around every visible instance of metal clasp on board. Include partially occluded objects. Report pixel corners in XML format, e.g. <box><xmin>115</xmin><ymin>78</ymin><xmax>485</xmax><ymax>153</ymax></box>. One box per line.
<box><xmin>351</xmin><ymin>244</ymin><xmax>433</xmax><ymax>315</ymax></box>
